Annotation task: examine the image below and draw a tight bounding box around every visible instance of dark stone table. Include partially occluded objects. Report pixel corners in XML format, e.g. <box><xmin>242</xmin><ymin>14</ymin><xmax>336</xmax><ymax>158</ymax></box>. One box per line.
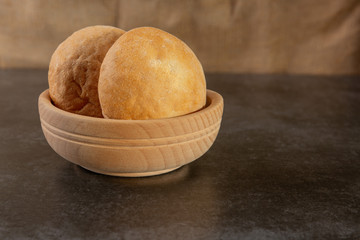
<box><xmin>1</xmin><ymin>69</ymin><xmax>359</xmax><ymax>239</ymax></box>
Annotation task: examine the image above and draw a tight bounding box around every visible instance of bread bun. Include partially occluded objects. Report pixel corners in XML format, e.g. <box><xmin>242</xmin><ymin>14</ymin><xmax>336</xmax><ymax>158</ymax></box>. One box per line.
<box><xmin>48</xmin><ymin>26</ymin><xmax>125</xmax><ymax>117</ymax></box>
<box><xmin>98</xmin><ymin>27</ymin><xmax>206</xmax><ymax>120</ymax></box>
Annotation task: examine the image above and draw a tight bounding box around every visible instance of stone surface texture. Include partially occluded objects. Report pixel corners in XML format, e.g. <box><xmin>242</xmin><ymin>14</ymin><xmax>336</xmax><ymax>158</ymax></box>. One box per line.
<box><xmin>0</xmin><ymin>69</ymin><xmax>359</xmax><ymax>239</ymax></box>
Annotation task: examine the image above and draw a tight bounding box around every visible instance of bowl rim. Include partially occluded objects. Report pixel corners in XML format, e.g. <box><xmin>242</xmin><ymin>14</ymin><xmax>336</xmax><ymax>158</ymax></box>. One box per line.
<box><xmin>39</xmin><ymin>89</ymin><xmax>223</xmax><ymax>124</ymax></box>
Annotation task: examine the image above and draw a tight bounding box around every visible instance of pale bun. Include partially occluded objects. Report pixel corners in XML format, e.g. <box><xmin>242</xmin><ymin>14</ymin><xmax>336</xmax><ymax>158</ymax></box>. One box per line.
<box><xmin>48</xmin><ymin>25</ymin><xmax>125</xmax><ymax>117</ymax></box>
<box><xmin>98</xmin><ymin>27</ymin><xmax>206</xmax><ymax>120</ymax></box>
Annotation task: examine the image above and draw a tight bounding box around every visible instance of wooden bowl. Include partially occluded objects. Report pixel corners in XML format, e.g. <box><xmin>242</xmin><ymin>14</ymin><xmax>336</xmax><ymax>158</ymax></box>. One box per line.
<box><xmin>38</xmin><ymin>89</ymin><xmax>223</xmax><ymax>177</ymax></box>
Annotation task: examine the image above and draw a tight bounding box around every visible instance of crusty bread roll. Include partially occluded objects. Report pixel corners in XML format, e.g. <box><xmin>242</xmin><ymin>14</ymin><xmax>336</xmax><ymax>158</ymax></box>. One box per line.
<box><xmin>98</xmin><ymin>27</ymin><xmax>206</xmax><ymax>120</ymax></box>
<box><xmin>48</xmin><ymin>26</ymin><xmax>125</xmax><ymax>117</ymax></box>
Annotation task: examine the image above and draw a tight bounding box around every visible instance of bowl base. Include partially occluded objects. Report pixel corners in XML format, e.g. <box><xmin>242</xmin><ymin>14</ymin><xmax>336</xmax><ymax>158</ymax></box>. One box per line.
<box><xmin>80</xmin><ymin>165</ymin><xmax>181</xmax><ymax>177</ymax></box>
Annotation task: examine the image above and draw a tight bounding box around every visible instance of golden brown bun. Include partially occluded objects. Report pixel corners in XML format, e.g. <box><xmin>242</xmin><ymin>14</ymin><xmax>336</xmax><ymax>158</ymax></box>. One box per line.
<box><xmin>98</xmin><ymin>27</ymin><xmax>206</xmax><ymax>120</ymax></box>
<box><xmin>48</xmin><ymin>26</ymin><xmax>125</xmax><ymax>117</ymax></box>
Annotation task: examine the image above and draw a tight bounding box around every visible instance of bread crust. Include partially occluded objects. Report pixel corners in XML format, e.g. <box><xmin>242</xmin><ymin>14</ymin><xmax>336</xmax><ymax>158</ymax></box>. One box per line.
<box><xmin>98</xmin><ymin>27</ymin><xmax>206</xmax><ymax>120</ymax></box>
<box><xmin>48</xmin><ymin>25</ymin><xmax>125</xmax><ymax>117</ymax></box>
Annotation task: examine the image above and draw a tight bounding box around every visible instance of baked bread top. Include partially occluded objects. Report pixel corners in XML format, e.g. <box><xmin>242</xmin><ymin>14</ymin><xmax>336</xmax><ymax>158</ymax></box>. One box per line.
<box><xmin>98</xmin><ymin>27</ymin><xmax>206</xmax><ymax>120</ymax></box>
<box><xmin>48</xmin><ymin>25</ymin><xmax>125</xmax><ymax>117</ymax></box>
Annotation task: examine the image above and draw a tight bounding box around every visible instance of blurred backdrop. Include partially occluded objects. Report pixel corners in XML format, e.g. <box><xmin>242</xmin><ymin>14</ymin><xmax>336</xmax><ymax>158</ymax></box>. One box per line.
<box><xmin>0</xmin><ymin>0</ymin><xmax>359</xmax><ymax>75</ymax></box>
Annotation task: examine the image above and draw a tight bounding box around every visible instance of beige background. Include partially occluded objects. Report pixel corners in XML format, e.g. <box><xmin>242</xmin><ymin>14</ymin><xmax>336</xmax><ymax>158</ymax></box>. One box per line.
<box><xmin>1</xmin><ymin>0</ymin><xmax>359</xmax><ymax>75</ymax></box>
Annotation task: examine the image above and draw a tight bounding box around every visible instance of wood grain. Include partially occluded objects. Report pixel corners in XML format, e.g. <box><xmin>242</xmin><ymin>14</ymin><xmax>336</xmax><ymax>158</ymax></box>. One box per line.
<box><xmin>38</xmin><ymin>89</ymin><xmax>224</xmax><ymax>177</ymax></box>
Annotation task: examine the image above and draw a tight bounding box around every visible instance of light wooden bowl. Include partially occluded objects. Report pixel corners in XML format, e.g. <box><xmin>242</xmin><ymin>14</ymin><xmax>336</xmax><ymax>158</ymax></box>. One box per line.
<box><xmin>38</xmin><ymin>89</ymin><xmax>223</xmax><ymax>177</ymax></box>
